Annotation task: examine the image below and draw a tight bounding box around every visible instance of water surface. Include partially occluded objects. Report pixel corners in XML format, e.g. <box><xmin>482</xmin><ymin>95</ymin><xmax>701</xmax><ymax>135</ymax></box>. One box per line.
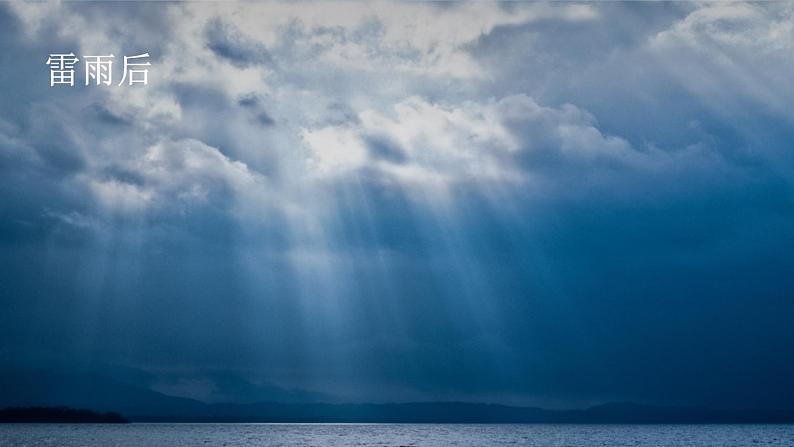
<box><xmin>1</xmin><ymin>423</ymin><xmax>792</xmax><ymax>446</ymax></box>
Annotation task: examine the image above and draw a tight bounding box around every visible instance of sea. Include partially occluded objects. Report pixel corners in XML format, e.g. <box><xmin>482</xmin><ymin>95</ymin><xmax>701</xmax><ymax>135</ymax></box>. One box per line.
<box><xmin>1</xmin><ymin>423</ymin><xmax>793</xmax><ymax>446</ymax></box>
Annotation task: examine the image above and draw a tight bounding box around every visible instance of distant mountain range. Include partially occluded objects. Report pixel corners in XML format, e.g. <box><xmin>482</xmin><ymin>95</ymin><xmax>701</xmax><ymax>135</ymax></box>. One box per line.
<box><xmin>2</xmin><ymin>371</ymin><xmax>794</xmax><ymax>423</ymax></box>
<box><xmin>0</xmin><ymin>406</ymin><xmax>128</xmax><ymax>423</ymax></box>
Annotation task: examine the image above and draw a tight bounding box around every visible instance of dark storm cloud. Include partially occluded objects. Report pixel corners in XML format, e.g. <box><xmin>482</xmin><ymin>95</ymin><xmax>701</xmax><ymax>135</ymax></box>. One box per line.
<box><xmin>205</xmin><ymin>18</ymin><xmax>274</xmax><ymax>68</ymax></box>
<box><xmin>237</xmin><ymin>93</ymin><xmax>276</xmax><ymax>126</ymax></box>
<box><xmin>237</xmin><ymin>93</ymin><xmax>261</xmax><ymax>108</ymax></box>
<box><xmin>364</xmin><ymin>135</ymin><xmax>407</xmax><ymax>164</ymax></box>
<box><xmin>84</xmin><ymin>103</ymin><xmax>133</xmax><ymax>127</ymax></box>
<box><xmin>0</xmin><ymin>4</ymin><xmax>96</xmax><ymax>248</ymax></box>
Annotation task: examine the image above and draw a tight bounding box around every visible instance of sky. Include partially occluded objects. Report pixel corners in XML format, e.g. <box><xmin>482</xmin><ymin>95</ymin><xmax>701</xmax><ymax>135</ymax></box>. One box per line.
<box><xmin>1</xmin><ymin>1</ymin><xmax>793</xmax><ymax>410</ymax></box>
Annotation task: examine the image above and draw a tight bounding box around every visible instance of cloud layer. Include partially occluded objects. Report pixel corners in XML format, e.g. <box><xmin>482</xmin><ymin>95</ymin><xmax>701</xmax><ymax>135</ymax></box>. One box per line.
<box><xmin>1</xmin><ymin>2</ymin><xmax>793</xmax><ymax>408</ymax></box>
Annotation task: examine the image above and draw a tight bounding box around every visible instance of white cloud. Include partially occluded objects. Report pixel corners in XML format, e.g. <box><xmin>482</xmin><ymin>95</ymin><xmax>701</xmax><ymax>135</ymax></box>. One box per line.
<box><xmin>302</xmin><ymin>126</ymin><xmax>368</xmax><ymax>174</ymax></box>
<box><xmin>644</xmin><ymin>2</ymin><xmax>794</xmax><ymax>132</ymax></box>
<box><xmin>6</xmin><ymin>1</ymin><xmax>778</xmax><ymax>228</ymax></box>
<box><xmin>89</xmin><ymin>177</ymin><xmax>154</xmax><ymax>214</ymax></box>
<box><xmin>176</xmin><ymin>1</ymin><xmax>598</xmax><ymax>79</ymax></box>
<box><xmin>86</xmin><ymin>139</ymin><xmax>270</xmax><ymax>217</ymax></box>
<box><xmin>302</xmin><ymin>94</ymin><xmax>638</xmax><ymax>190</ymax></box>
<box><xmin>653</xmin><ymin>3</ymin><xmax>794</xmax><ymax>51</ymax></box>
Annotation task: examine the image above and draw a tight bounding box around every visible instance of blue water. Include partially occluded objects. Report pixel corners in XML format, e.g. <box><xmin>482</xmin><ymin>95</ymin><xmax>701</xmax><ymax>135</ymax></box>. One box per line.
<box><xmin>1</xmin><ymin>423</ymin><xmax>792</xmax><ymax>446</ymax></box>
